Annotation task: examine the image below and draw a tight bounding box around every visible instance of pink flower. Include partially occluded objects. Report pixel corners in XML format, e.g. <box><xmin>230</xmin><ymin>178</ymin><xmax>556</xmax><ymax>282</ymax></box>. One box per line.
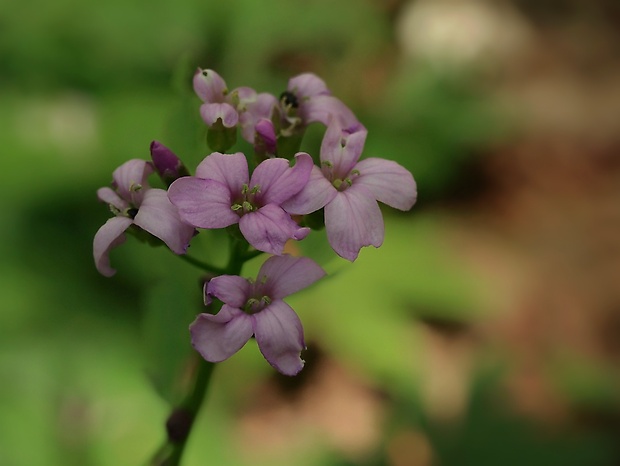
<box><xmin>93</xmin><ymin>159</ymin><xmax>195</xmax><ymax>277</ymax></box>
<box><xmin>279</xmin><ymin>72</ymin><xmax>360</xmax><ymax>133</ymax></box>
<box><xmin>193</xmin><ymin>68</ymin><xmax>278</xmax><ymax>144</ymax></box>
<box><xmin>283</xmin><ymin>120</ymin><xmax>417</xmax><ymax>261</ymax></box>
<box><xmin>191</xmin><ymin>255</ymin><xmax>326</xmax><ymax>375</ymax></box>
<box><xmin>168</xmin><ymin>152</ymin><xmax>313</xmax><ymax>255</ymax></box>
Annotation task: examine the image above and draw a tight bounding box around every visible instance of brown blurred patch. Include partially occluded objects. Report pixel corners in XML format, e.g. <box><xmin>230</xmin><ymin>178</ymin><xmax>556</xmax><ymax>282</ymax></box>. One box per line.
<box><xmin>232</xmin><ymin>347</ymin><xmax>388</xmax><ymax>463</ymax></box>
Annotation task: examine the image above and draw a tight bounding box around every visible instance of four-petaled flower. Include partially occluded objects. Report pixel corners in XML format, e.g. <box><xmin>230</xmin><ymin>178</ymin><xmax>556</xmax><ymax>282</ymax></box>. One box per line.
<box><xmin>283</xmin><ymin>119</ymin><xmax>417</xmax><ymax>261</ymax></box>
<box><xmin>93</xmin><ymin>159</ymin><xmax>195</xmax><ymax>277</ymax></box>
<box><xmin>190</xmin><ymin>255</ymin><xmax>326</xmax><ymax>375</ymax></box>
<box><xmin>168</xmin><ymin>152</ymin><xmax>313</xmax><ymax>255</ymax></box>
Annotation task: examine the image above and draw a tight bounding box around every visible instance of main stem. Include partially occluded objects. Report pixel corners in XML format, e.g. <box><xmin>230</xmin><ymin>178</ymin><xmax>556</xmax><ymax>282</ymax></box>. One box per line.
<box><xmin>150</xmin><ymin>237</ymin><xmax>250</xmax><ymax>466</ymax></box>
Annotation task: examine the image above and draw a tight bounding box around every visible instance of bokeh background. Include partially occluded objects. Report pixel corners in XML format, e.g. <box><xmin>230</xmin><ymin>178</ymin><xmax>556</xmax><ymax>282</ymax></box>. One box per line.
<box><xmin>2</xmin><ymin>0</ymin><xmax>620</xmax><ymax>464</ymax></box>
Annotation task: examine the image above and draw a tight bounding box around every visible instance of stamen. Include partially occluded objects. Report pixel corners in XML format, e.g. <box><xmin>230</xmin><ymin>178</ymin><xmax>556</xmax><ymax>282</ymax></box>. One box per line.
<box><xmin>231</xmin><ymin>203</ymin><xmax>243</xmax><ymax>211</ymax></box>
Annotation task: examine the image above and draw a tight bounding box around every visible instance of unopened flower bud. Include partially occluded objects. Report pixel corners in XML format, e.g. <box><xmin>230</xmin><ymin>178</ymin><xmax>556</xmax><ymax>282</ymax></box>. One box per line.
<box><xmin>149</xmin><ymin>141</ymin><xmax>190</xmax><ymax>186</ymax></box>
<box><xmin>254</xmin><ymin>118</ymin><xmax>277</xmax><ymax>160</ymax></box>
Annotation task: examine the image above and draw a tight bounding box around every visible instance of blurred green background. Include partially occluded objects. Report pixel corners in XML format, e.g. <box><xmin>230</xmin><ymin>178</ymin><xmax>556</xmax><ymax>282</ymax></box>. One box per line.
<box><xmin>2</xmin><ymin>0</ymin><xmax>620</xmax><ymax>465</ymax></box>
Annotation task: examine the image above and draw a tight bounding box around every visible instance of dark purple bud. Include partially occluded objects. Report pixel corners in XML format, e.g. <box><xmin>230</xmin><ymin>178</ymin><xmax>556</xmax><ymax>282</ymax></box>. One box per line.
<box><xmin>166</xmin><ymin>408</ymin><xmax>194</xmax><ymax>444</ymax></box>
<box><xmin>149</xmin><ymin>141</ymin><xmax>190</xmax><ymax>186</ymax></box>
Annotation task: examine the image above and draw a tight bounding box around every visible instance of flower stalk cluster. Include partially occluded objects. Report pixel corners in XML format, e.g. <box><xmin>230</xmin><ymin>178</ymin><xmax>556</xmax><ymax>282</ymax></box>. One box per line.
<box><xmin>93</xmin><ymin>67</ymin><xmax>417</xmax><ymax>465</ymax></box>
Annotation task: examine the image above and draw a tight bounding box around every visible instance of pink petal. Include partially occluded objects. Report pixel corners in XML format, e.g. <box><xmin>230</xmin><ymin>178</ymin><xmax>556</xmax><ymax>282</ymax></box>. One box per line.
<box><xmin>239</xmin><ymin>93</ymin><xmax>278</xmax><ymax>143</ymax></box>
<box><xmin>93</xmin><ymin>216</ymin><xmax>133</xmax><ymax>277</ymax></box>
<box><xmin>253</xmin><ymin>300</ymin><xmax>305</xmax><ymax>376</ymax></box>
<box><xmin>97</xmin><ymin>187</ymin><xmax>128</xmax><ymax>211</ymax></box>
<box><xmin>206</xmin><ymin>275</ymin><xmax>251</xmax><ymax>308</ymax></box>
<box><xmin>320</xmin><ymin>119</ymin><xmax>367</xmax><ymax>179</ymax></box>
<box><xmin>190</xmin><ymin>306</ymin><xmax>254</xmax><ymax>363</ymax></box>
<box><xmin>288</xmin><ymin>73</ymin><xmax>330</xmax><ymax>98</ymax></box>
<box><xmin>193</xmin><ymin>68</ymin><xmax>228</xmax><ymax>103</ymax></box>
<box><xmin>112</xmin><ymin>159</ymin><xmax>154</xmax><ymax>206</ymax></box>
<box><xmin>324</xmin><ymin>184</ymin><xmax>384</xmax><ymax>261</ymax></box>
<box><xmin>200</xmin><ymin>102</ymin><xmax>238</xmax><ymax>128</ymax></box>
<box><xmin>281</xmin><ymin>165</ymin><xmax>337</xmax><ymax>215</ymax></box>
<box><xmin>257</xmin><ymin>255</ymin><xmax>326</xmax><ymax>299</ymax></box>
<box><xmin>354</xmin><ymin>158</ymin><xmax>417</xmax><ymax>211</ymax></box>
<box><xmin>251</xmin><ymin>153</ymin><xmax>313</xmax><ymax>206</ymax></box>
<box><xmin>195</xmin><ymin>152</ymin><xmax>248</xmax><ymax>194</ymax></box>
<box><xmin>133</xmin><ymin>189</ymin><xmax>194</xmax><ymax>254</ymax></box>
<box><xmin>239</xmin><ymin>204</ymin><xmax>309</xmax><ymax>255</ymax></box>
<box><xmin>168</xmin><ymin>177</ymin><xmax>239</xmax><ymax>229</ymax></box>
<box><xmin>301</xmin><ymin>95</ymin><xmax>360</xmax><ymax>130</ymax></box>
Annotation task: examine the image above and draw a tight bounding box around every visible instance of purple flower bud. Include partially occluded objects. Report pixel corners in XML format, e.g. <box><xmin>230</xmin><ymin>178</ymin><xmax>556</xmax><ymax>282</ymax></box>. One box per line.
<box><xmin>254</xmin><ymin>118</ymin><xmax>277</xmax><ymax>159</ymax></box>
<box><xmin>149</xmin><ymin>141</ymin><xmax>189</xmax><ymax>186</ymax></box>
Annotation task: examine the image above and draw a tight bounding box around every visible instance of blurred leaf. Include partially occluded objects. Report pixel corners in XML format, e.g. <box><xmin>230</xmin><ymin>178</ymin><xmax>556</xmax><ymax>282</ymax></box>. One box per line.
<box><xmin>141</xmin><ymin>269</ymin><xmax>204</xmax><ymax>405</ymax></box>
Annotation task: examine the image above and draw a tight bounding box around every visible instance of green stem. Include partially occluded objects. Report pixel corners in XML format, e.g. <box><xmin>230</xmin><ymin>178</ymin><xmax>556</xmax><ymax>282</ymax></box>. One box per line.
<box><xmin>176</xmin><ymin>254</ymin><xmax>226</xmax><ymax>275</ymax></box>
<box><xmin>150</xmin><ymin>236</ymin><xmax>250</xmax><ymax>466</ymax></box>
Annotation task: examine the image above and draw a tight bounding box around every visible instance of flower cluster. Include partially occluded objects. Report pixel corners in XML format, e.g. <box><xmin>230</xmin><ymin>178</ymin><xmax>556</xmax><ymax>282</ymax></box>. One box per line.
<box><xmin>94</xmin><ymin>68</ymin><xmax>417</xmax><ymax>375</ymax></box>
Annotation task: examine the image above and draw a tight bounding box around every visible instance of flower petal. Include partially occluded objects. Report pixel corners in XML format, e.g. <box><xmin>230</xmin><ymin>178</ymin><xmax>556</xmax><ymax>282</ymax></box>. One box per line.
<box><xmin>93</xmin><ymin>216</ymin><xmax>133</xmax><ymax>277</ymax></box>
<box><xmin>253</xmin><ymin>300</ymin><xmax>305</xmax><ymax>376</ymax></box>
<box><xmin>251</xmin><ymin>153</ymin><xmax>313</xmax><ymax>206</ymax></box>
<box><xmin>354</xmin><ymin>158</ymin><xmax>417</xmax><ymax>211</ymax></box>
<box><xmin>112</xmin><ymin>159</ymin><xmax>153</xmax><ymax>206</ymax></box>
<box><xmin>206</xmin><ymin>275</ymin><xmax>251</xmax><ymax>308</ymax></box>
<box><xmin>239</xmin><ymin>93</ymin><xmax>278</xmax><ymax>143</ymax></box>
<box><xmin>195</xmin><ymin>152</ymin><xmax>248</xmax><ymax>194</ymax></box>
<box><xmin>288</xmin><ymin>73</ymin><xmax>330</xmax><ymax>98</ymax></box>
<box><xmin>281</xmin><ymin>165</ymin><xmax>337</xmax><ymax>215</ymax></box>
<box><xmin>301</xmin><ymin>94</ymin><xmax>360</xmax><ymax>130</ymax></box>
<box><xmin>133</xmin><ymin>189</ymin><xmax>194</xmax><ymax>254</ymax></box>
<box><xmin>320</xmin><ymin>119</ymin><xmax>367</xmax><ymax>179</ymax></box>
<box><xmin>239</xmin><ymin>204</ymin><xmax>309</xmax><ymax>255</ymax></box>
<box><xmin>97</xmin><ymin>187</ymin><xmax>128</xmax><ymax>211</ymax></box>
<box><xmin>200</xmin><ymin>102</ymin><xmax>238</xmax><ymax>128</ymax></box>
<box><xmin>168</xmin><ymin>177</ymin><xmax>239</xmax><ymax>229</ymax></box>
<box><xmin>324</xmin><ymin>184</ymin><xmax>384</xmax><ymax>261</ymax></box>
<box><xmin>257</xmin><ymin>255</ymin><xmax>326</xmax><ymax>299</ymax></box>
<box><xmin>193</xmin><ymin>68</ymin><xmax>228</xmax><ymax>103</ymax></box>
<box><xmin>190</xmin><ymin>305</ymin><xmax>254</xmax><ymax>363</ymax></box>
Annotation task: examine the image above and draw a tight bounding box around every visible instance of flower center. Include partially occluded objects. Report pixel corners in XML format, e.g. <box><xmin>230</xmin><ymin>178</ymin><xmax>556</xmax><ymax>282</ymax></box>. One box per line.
<box><xmin>243</xmin><ymin>295</ymin><xmax>271</xmax><ymax>314</ymax></box>
<box><xmin>231</xmin><ymin>184</ymin><xmax>261</xmax><ymax>215</ymax></box>
<box><xmin>322</xmin><ymin>161</ymin><xmax>360</xmax><ymax>192</ymax></box>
